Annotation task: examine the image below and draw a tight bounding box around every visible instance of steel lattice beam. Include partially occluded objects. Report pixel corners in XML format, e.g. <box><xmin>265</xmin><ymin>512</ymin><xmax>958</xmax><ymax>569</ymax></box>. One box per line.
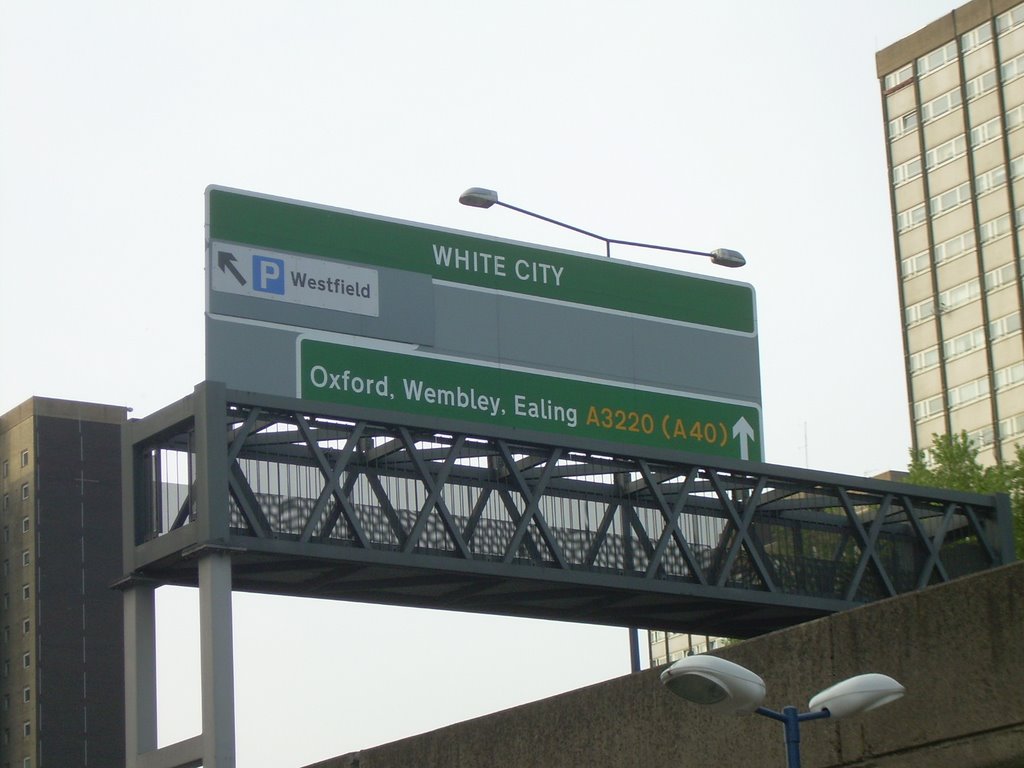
<box><xmin>122</xmin><ymin>383</ymin><xmax>1016</xmax><ymax>639</ymax></box>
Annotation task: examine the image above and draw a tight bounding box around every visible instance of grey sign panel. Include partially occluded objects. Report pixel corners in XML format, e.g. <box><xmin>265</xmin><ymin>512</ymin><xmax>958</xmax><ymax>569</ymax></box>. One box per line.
<box><xmin>206</xmin><ymin>186</ymin><xmax>763</xmax><ymax>461</ymax></box>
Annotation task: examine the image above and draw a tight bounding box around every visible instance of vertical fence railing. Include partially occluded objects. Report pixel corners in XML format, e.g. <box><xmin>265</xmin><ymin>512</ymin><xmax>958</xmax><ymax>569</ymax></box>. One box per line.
<box><xmin>128</xmin><ymin>397</ymin><xmax>1014</xmax><ymax>605</ymax></box>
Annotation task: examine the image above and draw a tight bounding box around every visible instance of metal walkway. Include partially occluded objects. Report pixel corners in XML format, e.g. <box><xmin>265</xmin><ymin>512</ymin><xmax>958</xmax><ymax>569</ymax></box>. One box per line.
<box><xmin>123</xmin><ymin>382</ymin><xmax>1015</xmax><ymax>639</ymax></box>
<box><xmin>120</xmin><ymin>381</ymin><xmax>1016</xmax><ymax>768</ymax></box>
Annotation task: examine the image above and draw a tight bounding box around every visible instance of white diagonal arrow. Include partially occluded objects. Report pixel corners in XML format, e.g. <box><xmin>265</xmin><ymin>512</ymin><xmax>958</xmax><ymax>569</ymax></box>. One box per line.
<box><xmin>732</xmin><ymin>416</ymin><xmax>756</xmax><ymax>460</ymax></box>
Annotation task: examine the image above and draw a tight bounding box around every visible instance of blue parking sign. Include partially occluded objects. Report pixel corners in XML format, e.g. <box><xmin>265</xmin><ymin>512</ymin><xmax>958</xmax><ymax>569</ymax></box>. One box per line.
<box><xmin>253</xmin><ymin>254</ymin><xmax>285</xmax><ymax>295</ymax></box>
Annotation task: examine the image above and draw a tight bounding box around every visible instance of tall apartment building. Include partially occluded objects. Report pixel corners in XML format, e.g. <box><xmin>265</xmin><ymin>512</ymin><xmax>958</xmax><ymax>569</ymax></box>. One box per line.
<box><xmin>0</xmin><ymin>398</ymin><xmax>126</xmax><ymax>767</ymax></box>
<box><xmin>878</xmin><ymin>0</ymin><xmax>1024</xmax><ymax>465</ymax></box>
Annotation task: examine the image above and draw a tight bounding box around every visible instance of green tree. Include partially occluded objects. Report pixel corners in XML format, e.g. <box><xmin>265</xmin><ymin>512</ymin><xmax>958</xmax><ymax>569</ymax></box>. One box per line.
<box><xmin>907</xmin><ymin>432</ymin><xmax>1023</xmax><ymax>559</ymax></box>
<box><xmin>1001</xmin><ymin>444</ymin><xmax>1024</xmax><ymax>559</ymax></box>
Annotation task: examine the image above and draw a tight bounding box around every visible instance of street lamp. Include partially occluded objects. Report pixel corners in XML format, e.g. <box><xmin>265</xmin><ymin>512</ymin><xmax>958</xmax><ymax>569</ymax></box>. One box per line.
<box><xmin>460</xmin><ymin>186</ymin><xmax>744</xmax><ymax>674</ymax></box>
<box><xmin>458</xmin><ymin>187</ymin><xmax>746</xmax><ymax>267</ymax></box>
<box><xmin>660</xmin><ymin>656</ymin><xmax>905</xmax><ymax>768</ymax></box>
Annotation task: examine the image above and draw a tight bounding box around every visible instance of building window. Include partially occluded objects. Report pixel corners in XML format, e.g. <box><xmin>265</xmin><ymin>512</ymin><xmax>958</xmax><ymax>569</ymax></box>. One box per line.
<box><xmin>910</xmin><ymin>346</ymin><xmax>940</xmax><ymax>373</ymax></box>
<box><xmin>939</xmin><ymin>277</ymin><xmax>981</xmax><ymax>312</ymax></box>
<box><xmin>897</xmin><ymin>203</ymin><xmax>927</xmax><ymax>232</ymax></box>
<box><xmin>921</xmin><ymin>86</ymin><xmax>962</xmax><ymax>123</ymax></box>
<box><xmin>21</xmin><ymin>687</ymin><xmax>29</xmax><ymax>704</ymax></box>
<box><xmin>1002</xmin><ymin>52</ymin><xmax>1024</xmax><ymax>83</ymax></box>
<box><xmin>966</xmin><ymin>68</ymin><xmax>997</xmax><ymax>100</ymax></box>
<box><xmin>1</xmin><ymin>460</ymin><xmax>7</xmax><ymax>478</ymax></box>
<box><xmin>23</xmin><ymin>721</ymin><xmax>30</xmax><ymax>738</ymax></box>
<box><xmin>944</xmin><ymin>328</ymin><xmax>985</xmax><ymax>359</ymax></box>
<box><xmin>22</xmin><ymin>653</ymin><xmax>29</xmax><ymax>669</ymax></box>
<box><xmin>2</xmin><ymin>659</ymin><xmax>8</xmax><ymax>678</ymax></box>
<box><xmin>931</xmin><ymin>182</ymin><xmax>972</xmax><ymax>216</ymax></box>
<box><xmin>933</xmin><ymin>228</ymin><xmax>970</xmax><ymax>264</ymax></box>
<box><xmin>21</xmin><ymin>585</ymin><xmax>29</xmax><ymax>601</ymax></box>
<box><xmin>997</xmin><ymin>4</ymin><xmax>1024</xmax><ymax>34</ymax></box>
<box><xmin>1</xmin><ymin>527</ymin><xmax>6</xmax><ymax>543</ymax></box>
<box><xmin>972</xmin><ymin>115</ymin><xmax>1003</xmax><ymax>147</ymax></box>
<box><xmin>969</xmin><ymin>425</ymin><xmax>996</xmax><ymax>448</ymax></box>
<box><xmin>20</xmin><ymin>551</ymin><xmax>28</xmax><ymax>568</ymax></box>
<box><xmin>1000</xmin><ymin>412</ymin><xmax>1024</xmax><ymax>438</ymax></box>
<box><xmin>985</xmin><ymin>262</ymin><xmax>1017</xmax><ymax>291</ymax></box>
<box><xmin>906</xmin><ymin>297</ymin><xmax>936</xmax><ymax>325</ymax></box>
<box><xmin>885</xmin><ymin>62</ymin><xmax>915</xmax><ymax>91</ymax></box>
<box><xmin>901</xmin><ymin>248</ymin><xmax>930</xmax><ymax>278</ymax></box>
<box><xmin>915</xmin><ymin>395</ymin><xmax>944</xmax><ymax>421</ymax></box>
<box><xmin>21</xmin><ymin>620</ymin><xmax>29</xmax><ymax>635</ymax></box>
<box><xmin>976</xmin><ymin>165</ymin><xmax>1007</xmax><ymax>196</ymax></box>
<box><xmin>926</xmin><ymin>134</ymin><xmax>966</xmax><ymax>169</ymax></box>
<box><xmin>19</xmin><ymin>450</ymin><xmax>27</xmax><ymax>468</ymax></box>
<box><xmin>949</xmin><ymin>376</ymin><xmax>990</xmax><ymax>408</ymax></box>
<box><xmin>980</xmin><ymin>213</ymin><xmax>1011</xmax><ymax>244</ymax></box>
<box><xmin>2</xmin><ymin>494</ymin><xmax>7</xmax><ymax>512</ymax></box>
<box><xmin>889</xmin><ymin>110</ymin><xmax>918</xmax><ymax>140</ymax></box>
<box><xmin>917</xmin><ymin>41</ymin><xmax>957</xmax><ymax>77</ymax></box>
<box><xmin>1008</xmin><ymin>105</ymin><xmax>1024</xmax><ymax>134</ymax></box>
<box><xmin>20</xmin><ymin>484</ymin><xmax>28</xmax><ymax>501</ymax></box>
<box><xmin>20</xmin><ymin>517</ymin><xmax>28</xmax><ymax>534</ymax></box>
<box><xmin>990</xmin><ymin>312</ymin><xmax>1022</xmax><ymax>340</ymax></box>
<box><xmin>962</xmin><ymin>22</ymin><xmax>994</xmax><ymax>52</ymax></box>
<box><xmin>893</xmin><ymin>155</ymin><xmax>922</xmax><ymax>185</ymax></box>
<box><xmin>1009</xmin><ymin>155</ymin><xmax>1024</xmax><ymax>182</ymax></box>
<box><xmin>996</xmin><ymin>362</ymin><xmax>1024</xmax><ymax>390</ymax></box>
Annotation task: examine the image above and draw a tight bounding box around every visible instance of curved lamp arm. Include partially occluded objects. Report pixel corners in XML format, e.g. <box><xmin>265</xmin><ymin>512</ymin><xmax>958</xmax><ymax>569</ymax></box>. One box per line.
<box><xmin>459</xmin><ymin>187</ymin><xmax>745</xmax><ymax>267</ymax></box>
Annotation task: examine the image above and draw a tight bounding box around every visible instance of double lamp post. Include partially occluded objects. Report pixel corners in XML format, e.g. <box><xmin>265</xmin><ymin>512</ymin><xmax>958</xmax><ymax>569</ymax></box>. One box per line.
<box><xmin>660</xmin><ymin>655</ymin><xmax>905</xmax><ymax>768</ymax></box>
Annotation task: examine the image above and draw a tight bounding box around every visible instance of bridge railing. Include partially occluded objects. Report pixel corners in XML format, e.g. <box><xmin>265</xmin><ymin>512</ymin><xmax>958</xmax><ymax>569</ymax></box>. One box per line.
<box><xmin>126</xmin><ymin>385</ymin><xmax>1015</xmax><ymax>614</ymax></box>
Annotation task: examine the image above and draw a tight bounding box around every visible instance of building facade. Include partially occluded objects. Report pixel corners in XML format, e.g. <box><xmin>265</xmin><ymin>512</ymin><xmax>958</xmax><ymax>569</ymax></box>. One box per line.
<box><xmin>0</xmin><ymin>398</ymin><xmax>126</xmax><ymax>767</ymax></box>
<box><xmin>648</xmin><ymin>1</ymin><xmax>1024</xmax><ymax>675</ymax></box>
<box><xmin>647</xmin><ymin>631</ymin><xmax>724</xmax><ymax>667</ymax></box>
<box><xmin>878</xmin><ymin>0</ymin><xmax>1024</xmax><ymax>465</ymax></box>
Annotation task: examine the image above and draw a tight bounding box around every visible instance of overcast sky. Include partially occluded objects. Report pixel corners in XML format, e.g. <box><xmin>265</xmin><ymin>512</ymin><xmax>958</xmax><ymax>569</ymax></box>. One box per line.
<box><xmin>1</xmin><ymin>2</ymin><xmax>964</xmax><ymax>766</ymax></box>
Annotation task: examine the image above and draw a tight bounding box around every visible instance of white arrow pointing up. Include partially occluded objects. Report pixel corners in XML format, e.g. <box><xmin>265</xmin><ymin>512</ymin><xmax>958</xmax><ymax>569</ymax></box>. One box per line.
<box><xmin>732</xmin><ymin>416</ymin><xmax>756</xmax><ymax>460</ymax></box>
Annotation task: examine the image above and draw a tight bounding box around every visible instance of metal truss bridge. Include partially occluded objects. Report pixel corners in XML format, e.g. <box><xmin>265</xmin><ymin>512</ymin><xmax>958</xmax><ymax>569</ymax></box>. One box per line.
<box><xmin>121</xmin><ymin>381</ymin><xmax>1015</xmax><ymax>768</ymax></box>
<box><xmin>123</xmin><ymin>382</ymin><xmax>1015</xmax><ymax>639</ymax></box>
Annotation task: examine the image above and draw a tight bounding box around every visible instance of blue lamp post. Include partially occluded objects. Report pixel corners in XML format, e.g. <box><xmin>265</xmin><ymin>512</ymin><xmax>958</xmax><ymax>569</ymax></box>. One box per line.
<box><xmin>660</xmin><ymin>656</ymin><xmax>905</xmax><ymax>768</ymax></box>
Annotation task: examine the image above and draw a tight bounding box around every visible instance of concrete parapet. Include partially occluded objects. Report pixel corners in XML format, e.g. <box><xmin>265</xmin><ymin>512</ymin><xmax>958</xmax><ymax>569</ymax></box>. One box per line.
<box><xmin>307</xmin><ymin>562</ymin><xmax>1024</xmax><ymax>768</ymax></box>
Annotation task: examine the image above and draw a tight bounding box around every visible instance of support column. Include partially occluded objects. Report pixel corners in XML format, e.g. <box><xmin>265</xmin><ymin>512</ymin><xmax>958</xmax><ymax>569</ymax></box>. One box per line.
<box><xmin>200</xmin><ymin>551</ymin><xmax>236</xmax><ymax>767</ymax></box>
<box><xmin>193</xmin><ymin>381</ymin><xmax>230</xmax><ymax>543</ymax></box>
<box><xmin>124</xmin><ymin>584</ymin><xmax>158</xmax><ymax>767</ymax></box>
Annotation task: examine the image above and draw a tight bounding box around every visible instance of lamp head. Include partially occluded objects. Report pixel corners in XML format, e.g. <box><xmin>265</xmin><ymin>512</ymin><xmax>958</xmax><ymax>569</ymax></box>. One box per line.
<box><xmin>459</xmin><ymin>187</ymin><xmax>499</xmax><ymax>208</ymax></box>
<box><xmin>807</xmin><ymin>673</ymin><xmax>905</xmax><ymax>719</ymax></box>
<box><xmin>710</xmin><ymin>248</ymin><xmax>746</xmax><ymax>268</ymax></box>
<box><xmin>660</xmin><ymin>656</ymin><xmax>766</xmax><ymax>715</ymax></box>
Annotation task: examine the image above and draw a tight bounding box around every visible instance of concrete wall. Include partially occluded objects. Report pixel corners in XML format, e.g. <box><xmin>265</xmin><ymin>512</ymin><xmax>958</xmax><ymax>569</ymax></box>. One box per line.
<box><xmin>307</xmin><ymin>562</ymin><xmax>1024</xmax><ymax>768</ymax></box>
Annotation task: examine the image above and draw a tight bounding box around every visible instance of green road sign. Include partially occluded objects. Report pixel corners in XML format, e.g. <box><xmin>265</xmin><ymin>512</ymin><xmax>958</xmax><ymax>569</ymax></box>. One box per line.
<box><xmin>207</xmin><ymin>187</ymin><xmax>763</xmax><ymax>463</ymax></box>
<box><xmin>208</xmin><ymin>187</ymin><xmax>755</xmax><ymax>334</ymax></box>
<box><xmin>299</xmin><ymin>338</ymin><xmax>761</xmax><ymax>461</ymax></box>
